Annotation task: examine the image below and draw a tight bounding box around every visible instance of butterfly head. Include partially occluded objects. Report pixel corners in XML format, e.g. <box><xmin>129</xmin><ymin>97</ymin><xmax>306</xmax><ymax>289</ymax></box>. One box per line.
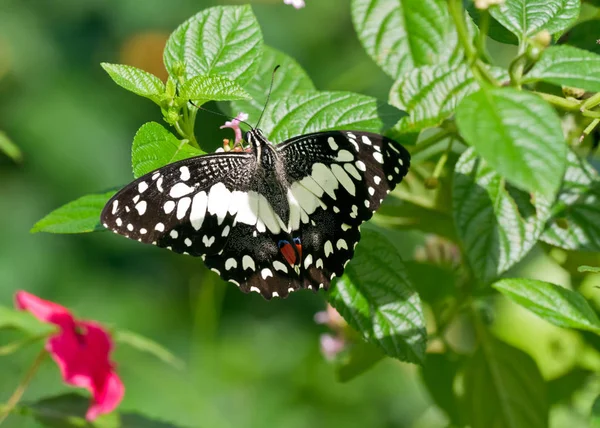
<box><xmin>246</xmin><ymin>129</ymin><xmax>272</xmax><ymax>151</ymax></box>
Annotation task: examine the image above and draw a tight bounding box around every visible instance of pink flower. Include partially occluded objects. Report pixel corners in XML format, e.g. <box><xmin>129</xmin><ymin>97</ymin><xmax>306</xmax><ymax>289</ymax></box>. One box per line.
<box><xmin>220</xmin><ymin>112</ymin><xmax>248</xmax><ymax>145</ymax></box>
<box><xmin>15</xmin><ymin>291</ymin><xmax>124</xmax><ymax>421</ymax></box>
<box><xmin>284</xmin><ymin>0</ymin><xmax>305</xmax><ymax>9</ymax></box>
<box><xmin>319</xmin><ymin>334</ymin><xmax>346</xmax><ymax>361</ymax></box>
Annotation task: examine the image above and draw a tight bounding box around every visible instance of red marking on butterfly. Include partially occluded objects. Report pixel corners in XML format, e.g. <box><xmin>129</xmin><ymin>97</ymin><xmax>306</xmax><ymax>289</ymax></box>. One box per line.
<box><xmin>280</xmin><ymin>239</ymin><xmax>302</xmax><ymax>266</ymax></box>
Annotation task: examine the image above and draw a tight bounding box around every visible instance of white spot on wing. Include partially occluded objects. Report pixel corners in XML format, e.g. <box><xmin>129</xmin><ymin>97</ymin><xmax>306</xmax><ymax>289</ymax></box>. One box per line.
<box><xmin>155</xmin><ymin>222</ymin><xmax>165</xmax><ymax>232</ymax></box>
<box><xmin>324</xmin><ymin>241</ymin><xmax>334</xmax><ymax>257</ymax></box>
<box><xmin>112</xmin><ymin>200</ymin><xmax>119</xmax><ymax>214</ymax></box>
<box><xmin>257</xmin><ymin>194</ymin><xmax>281</xmax><ymax>234</ymax></box>
<box><xmin>179</xmin><ymin>166</ymin><xmax>190</xmax><ymax>181</ymax></box>
<box><xmin>152</xmin><ymin>173</ymin><xmax>160</xmax><ymax>180</ymax></box>
<box><xmin>291</xmin><ymin>182</ymin><xmax>321</xmax><ymax>216</ymax></box>
<box><xmin>185</xmin><ymin>238</ymin><xmax>192</xmax><ymax>247</ymax></box>
<box><xmin>222</xmin><ymin>225</ymin><xmax>230</xmax><ymax>237</ymax></box>
<box><xmin>164</xmin><ymin>200</ymin><xmax>175</xmax><ymax>214</ymax></box>
<box><xmin>389</xmin><ymin>144</ymin><xmax>400</xmax><ymax>154</ymax></box>
<box><xmin>304</xmin><ymin>254</ymin><xmax>313</xmax><ymax>269</ymax></box>
<box><xmin>374</xmin><ymin>176</ymin><xmax>381</xmax><ymax>185</ymax></box>
<box><xmin>207</xmin><ymin>182</ymin><xmax>230</xmax><ymax>225</ymax></box>
<box><xmin>335</xmin><ymin>150</ymin><xmax>353</xmax><ymax>162</ymax></box>
<box><xmin>368</xmin><ymin>187</ymin><xmax>375</xmax><ymax>196</ymax></box>
<box><xmin>243</xmin><ymin>255</ymin><xmax>255</xmax><ymax>271</ymax></box>
<box><xmin>341</xmin><ymin>223</ymin><xmax>351</xmax><ymax>231</ymax></box>
<box><xmin>361</xmin><ymin>135</ymin><xmax>372</xmax><ymax>145</ymax></box>
<box><xmin>170</xmin><ymin>182</ymin><xmax>194</xmax><ymax>198</ymax></box>
<box><xmin>135</xmin><ymin>200</ymin><xmax>147</xmax><ymax>215</ymax></box>
<box><xmin>356</xmin><ymin>160</ymin><xmax>366</xmax><ymax>172</ymax></box>
<box><xmin>202</xmin><ymin>235</ymin><xmax>215</xmax><ymax>247</ymax></box>
<box><xmin>157</xmin><ymin>177</ymin><xmax>164</xmax><ymax>192</ymax></box>
<box><xmin>336</xmin><ymin>239</ymin><xmax>348</xmax><ymax>250</ymax></box>
<box><xmin>170</xmin><ymin>230</ymin><xmax>178</xmax><ymax>239</ymax></box>
<box><xmin>328</xmin><ymin>137</ymin><xmax>338</xmax><ymax>151</ymax></box>
<box><xmin>373</xmin><ymin>152</ymin><xmax>384</xmax><ymax>164</ymax></box>
<box><xmin>176</xmin><ymin>197</ymin><xmax>191</xmax><ymax>220</ymax></box>
<box><xmin>261</xmin><ymin>268</ymin><xmax>273</xmax><ymax>279</ymax></box>
<box><xmin>190</xmin><ymin>191</ymin><xmax>208</xmax><ymax>230</ymax></box>
<box><xmin>236</xmin><ymin>191</ymin><xmax>259</xmax><ymax>226</ymax></box>
<box><xmin>311</xmin><ymin>163</ymin><xmax>338</xmax><ymax>200</ymax></box>
<box><xmin>273</xmin><ymin>261</ymin><xmax>288</xmax><ymax>273</ymax></box>
<box><xmin>138</xmin><ymin>182</ymin><xmax>148</xmax><ymax>193</ymax></box>
<box><xmin>127</xmin><ymin>223</ymin><xmax>134</xmax><ymax>231</ymax></box>
<box><xmin>140</xmin><ymin>228</ymin><xmax>147</xmax><ymax>234</ymax></box>
<box><xmin>225</xmin><ymin>258</ymin><xmax>237</xmax><ymax>270</ymax></box>
<box><xmin>344</xmin><ymin>163</ymin><xmax>361</xmax><ymax>181</ymax></box>
<box><xmin>330</xmin><ymin>164</ymin><xmax>355</xmax><ymax>196</ymax></box>
<box><xmin>316</xmin><ymin>258</ymin><xmax>323</xmax><ymax>269</ymax></box>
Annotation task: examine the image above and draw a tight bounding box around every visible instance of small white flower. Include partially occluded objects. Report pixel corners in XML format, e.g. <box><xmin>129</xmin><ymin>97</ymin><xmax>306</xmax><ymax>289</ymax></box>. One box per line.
<box><xmin>284</xmin><ymin>0</ymin><xmax>305</xmax><ymax>9</ymax></box>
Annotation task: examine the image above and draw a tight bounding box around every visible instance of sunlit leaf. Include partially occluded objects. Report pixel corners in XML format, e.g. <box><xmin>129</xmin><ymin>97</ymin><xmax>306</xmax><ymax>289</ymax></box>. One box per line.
<box><xmin>132</xmin><ymin>122</ymin><xmax>202</xmax><ymax>179</ymax></box>
<box><xmin>163</xmin><ymin>5</ymin><xmax>263</xmax><ymax>86</ymax></box>
<box><xmin>489</xmin><ymin>0</ymin><xmax>579</xmax><ymax>41</ymax></box>
<box><xmin>179</xmin><ymin>74</ymin><xmax>250</xmax><ymax>105</ymax></box>
<box><xmin>541</xmin><ymin>150</ymin><xmax>600</xmax><ymax>252</ymax></box>
<box><xmin>390</xmin><ymin>64</ymin><xmax>506</xmax><ymax>133</ymax></box>
<box><xmin>328</xmin><ymin>227</ymin><xmax>427</xmax><ymax>364</ymax></box>
<box><xmin>230</xmin><ymin>45</ymin><xmax>316</xmax><ymax>122</ymax></box>
<box><xmin>464</xmin><ymin>336</ymin><xmax>548</xmax><ymax>428</ymax></box>
<box><xmin>261</xmin><ymin>92</ymin><xmax>406</xmax><ymax>142</ymax></box>
<box><xmin>101</xmin><ymin>63</ymin><xmax>164</xmax><ymax>104</ymax></box>
<box><xmin>115</xmin><ymin>329</ymin><xmax>185</xmax><ymax>370</ymax></box>
<box><xmin>578</xmin><ymin>266</ymin><xmax>600</xmax><ymax>273</ymax></box>
<box><xmin>493</xmin><ymin>278</ymin><xmax>600</xmax><ymax>334</ymax></box>
<box><xmin>0</xmin><ymin>130</ymin><xmax>23</xmax><ymax>162</ymax></box>
<box><xmin>455</xmin><ymin>88</ymin><xmax>566</xmax><ymax>199</ymax></box>
<box><xmin>453</xmin><ymin>149</ymin><xmax>552</xmax><ymax>284</ymax></box>
<box><xmin>351</xmin><ymin>0</ymin><xmax>460</xmax><ymax>78</ymax></box>
<box><xmin>524</xmin><ymin>46</ymin><xmax>600</xmax><ymax>92</ymax></box>
<box><xmin>31</xmin><ymin>191</ymin><xmax>116</xmax><ymax>234</ymax></box>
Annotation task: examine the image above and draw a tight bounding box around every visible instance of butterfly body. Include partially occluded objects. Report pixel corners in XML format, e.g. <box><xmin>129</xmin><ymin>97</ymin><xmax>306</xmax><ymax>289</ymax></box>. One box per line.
<box><xmin>101</xmin><ymin>130</ymin><xmax>410</xmax><ymax>299</ymax></box>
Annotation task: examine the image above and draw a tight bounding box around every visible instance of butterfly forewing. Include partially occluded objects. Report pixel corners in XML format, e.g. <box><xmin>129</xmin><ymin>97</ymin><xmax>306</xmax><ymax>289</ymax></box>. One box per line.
<box><xmin>101</xmin><ymin>129</ymin><xmax>410</xmax><ymax>299</ymax></box>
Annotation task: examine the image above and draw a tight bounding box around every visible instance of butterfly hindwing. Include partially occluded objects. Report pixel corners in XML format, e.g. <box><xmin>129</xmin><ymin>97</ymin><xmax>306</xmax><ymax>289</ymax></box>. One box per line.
<box><xmin>278</xmin><ymin>131</ymin><xmax>410</xmax><ymax>290</ymax></box>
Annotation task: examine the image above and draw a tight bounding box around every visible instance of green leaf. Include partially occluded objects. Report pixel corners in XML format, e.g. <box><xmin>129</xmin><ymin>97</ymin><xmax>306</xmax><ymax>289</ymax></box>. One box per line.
<box><xmin>467</xmin><ymin>4</ymin><xmax>518</xmax><ymax>45</ymax></box>
<box><xmin>453</xmin><ymin>148</ymin><xmax>552</xmax><ymax>284</ymax></box>
<box><xmin>390</xmin><ymin>64</ymin><xmax>507</xmax><ymax>133</ymax></box>
<box><xmin>464</xmin><ymin>336</ymin><xmax>548</xmax><ymax>428</ymax></box>
<box><xmin>114</xmin><ymin>329</ymin><xmax>185</xmax><ymax>370</ymax></box>
<box><xmin>593</xmin><ymin>395</ymin><xmax>600</xmax><ymax>428</ymax></box>
<box><xmin>261</xmin><ymin>92</ymin><xmax>406</xmax><ymax>142</ymax></box>
<box><xmin>0</xmin><ymin>130</ymin><xmax>23</xmax><ymax>162</ymax></box>
<box><xmin>230</xmin><ymin>45</ymin><xmax>316</xmax><ymax>122</ymax></box>
<box><xmin>523</xmin><ymin>46</ymin><xmax>600</xmax><ymax>92</ymax></box>
<box><xmin>132</xmin><ymin>122</ymin><xmax>202</xmax><ymax>179</ymax></box>
<box><xmin>541</xmin><ymin>150</ymin><xmax>600</xmax><ymax>252</ymax></box>
<box><xmin>334</xmin><ymin>341</ymin><xmax>385</xmax><ymax>383</ymax></box>
<box><xmin>101</xmin><ymin>63</ymin><xmax>165</xmax><ymax>104</ymax></box>
<box><xmin>493</xmin><ymin>278</ymin><xmax>600</xmax><ymax>334</ymax></box>
<box><xmin>0</xmin><ymin>306</ymin><xmax>53</xmax><ymax>336</ymax></box>
<box><xmin>20</xmin><ymin>393</ymin><xmax>186</xmax><ymax>428</ymax></box>
<box><xmin>327</xmin><ymin>228</ymin><xmax>427</xmax><ymax>364</ymax></box>
<box><xmin>163</xmin><ymin>5</ymin><xmax>263</xmax><ymax>85</ymax></box>
<box><xmin>455</xmin><ymin>87</ymin><xmax>566</xmax><ymax>199</ymax></box>
<box><xmin>489</xmin><ymin>0</ymin><xmax>580</xmax><ymax>41</ymax></box>
<box><xmin>420</xmin><ymin>353</ymin><xmax>462</xmax><ymax>425</ymax></box>
<box><xmin>351</xmin><ymin>0</ymin><xmax>460</xmax><ymax>78</ymax></box>
<box><xmin>31</xmin><ymin>191</ymin><xmax>116</xmax><ymax>234</ymax></box>
<box><xmin>179</xmin><ymin>74</ymin><xmax>250</xmax><ymax>105</ymax></box>
<box><xmin>578</xmin><ymin>265</ymin><xmax>600</xmax><ymax>273</ymax></box>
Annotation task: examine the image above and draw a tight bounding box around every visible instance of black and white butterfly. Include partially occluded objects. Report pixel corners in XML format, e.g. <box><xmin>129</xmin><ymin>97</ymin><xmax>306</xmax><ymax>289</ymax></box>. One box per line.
<box><xmin>101</xmin><ymin>129</ymin><xmax>410</xmax><ymax>299</ymax></box>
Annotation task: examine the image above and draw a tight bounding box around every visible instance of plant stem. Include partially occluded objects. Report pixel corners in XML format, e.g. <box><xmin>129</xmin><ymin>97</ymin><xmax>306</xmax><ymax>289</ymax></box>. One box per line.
<box><xmin>410</xmin><ymin>130</ymin><xmax>452</xmax><ymax>157</ymax></box>
<box><xmin>534</xmin><ymin>92</ymin><xmax>580</xmax><ymax>111</ymax></box>
<box><xmin>0</xmin><ymin>349</ymin><xmax>47</xmax><ymax>425</ymax></box>
<box><xmin>448</xmin><ymin>0</ymin><xmax>499</xmax><ymax>87</ymax></box>
<box><xmin>582</xmin><ymin>92</ymin><xmax>600</xmax><ymax>110</ymax></box>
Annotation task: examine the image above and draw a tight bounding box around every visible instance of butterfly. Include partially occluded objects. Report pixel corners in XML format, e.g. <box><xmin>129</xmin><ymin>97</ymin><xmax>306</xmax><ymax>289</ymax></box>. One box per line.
<box><xmin>101</xmin><ymin>129</ymin><xmax>410</xmax><ymax>299</ymax></box>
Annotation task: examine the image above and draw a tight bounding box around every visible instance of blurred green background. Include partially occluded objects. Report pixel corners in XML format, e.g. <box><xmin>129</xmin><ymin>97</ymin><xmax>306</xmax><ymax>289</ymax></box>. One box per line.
<box><xmin>0</xmin><ymin>1</ymin><xmax>435</xmax><ymax>427</ymax></box>
<box><xmin>2</xmin><ymin>0</ymin><xmax>600</xmax><ymax>427</ymax></box>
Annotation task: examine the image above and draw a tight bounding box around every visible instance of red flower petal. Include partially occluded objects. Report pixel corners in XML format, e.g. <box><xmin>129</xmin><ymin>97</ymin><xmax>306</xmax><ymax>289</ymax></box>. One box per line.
<box><xmin>15</xmin><ymin>291</ymin><xmax>124</xmax><ymax>420</ymax></box>
<box><xmin>14</xmin><ymin>290</ymin><xmax>75</xmax><ymax>329</ymax></box>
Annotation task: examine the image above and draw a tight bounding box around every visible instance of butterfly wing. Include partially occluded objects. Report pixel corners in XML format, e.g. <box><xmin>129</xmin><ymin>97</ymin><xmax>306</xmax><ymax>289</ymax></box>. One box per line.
<box><xmin>101</xmin><ymin>151</ymin><xmax>304</xmax><ymax>299</ymax></box>
<box><xmin>277</xmin><ymin>131</ymin><xmax>410</xmax><ymax>289</ymax></box>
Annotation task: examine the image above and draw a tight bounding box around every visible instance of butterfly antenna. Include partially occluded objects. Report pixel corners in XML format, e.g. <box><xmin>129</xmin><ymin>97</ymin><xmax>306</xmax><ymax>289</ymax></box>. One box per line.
<box><xmin>254</xmin><ymin>65</ymin><xmax>280</xmax><ymax>130</ymax></box>
<box><xmin>188</xmin><ymin>101</ymin><xmax>254</xmax><ymax>129</ymax></box>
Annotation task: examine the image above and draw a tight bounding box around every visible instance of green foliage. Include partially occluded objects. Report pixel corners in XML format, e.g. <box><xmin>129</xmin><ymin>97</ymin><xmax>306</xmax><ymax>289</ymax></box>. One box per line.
<box><xmin>453</xmin><ymin>148</ymin><xmax>551</xmax><ymax>284</ymax></box>
<box><xmin>31</xmin><ymin>191</ymin><xmax>116</xmax><ymax>234</ymax></box>
<box><xmin>163</xmin><ymin>5</ymin><xmax>263</xmax><ymax>85</ymax></box>
<box><xmin>132</xmin><ymin>122</ymin><xmax>203</xmax><ymax>179</ymax></box>
<box><xmin>524</xmin><ymin>45</ymin><xmax>600</xmax><ymax>92</ymax></box>
<box><xmin>464</xmin><ymin>334</ymin><xmax>548</xmax><ymax>428</ymax></box>
<box><xmin>493</xmin><ymin>278</ymin><xmax>600</xmax><ymax>334</ymax></box>
<box><xmin>328</xmin><ymin>227</ymin><xmax>426</xmax><ymax>364</ymax></box>
<box><xmin>455</xmin><ymin>88</ymin><xmax>566</xmax><ymax>199</ymax></box>
<box><xmin>351</xmin><ymin>0</ymin><xmax>461</xmax><ymax>78</ymax></box>
<box><xmin>489</xmin><ymin>0</ymin><xmax>579</xmax><ymax>41</ymax></box>
<box><xmin>21</xmin><ymin>1</ymin><xmax>600</xmax><ymax>426</ymax></box>
<box><xmin>0</xmin><ymin>130</ymin><xmax>23</xmax><ymax>163</ymax></box>
<box><xmin>101</xmin><ymin>63</ymin><xmax>165</xmax><ymax>105</ymax></box>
